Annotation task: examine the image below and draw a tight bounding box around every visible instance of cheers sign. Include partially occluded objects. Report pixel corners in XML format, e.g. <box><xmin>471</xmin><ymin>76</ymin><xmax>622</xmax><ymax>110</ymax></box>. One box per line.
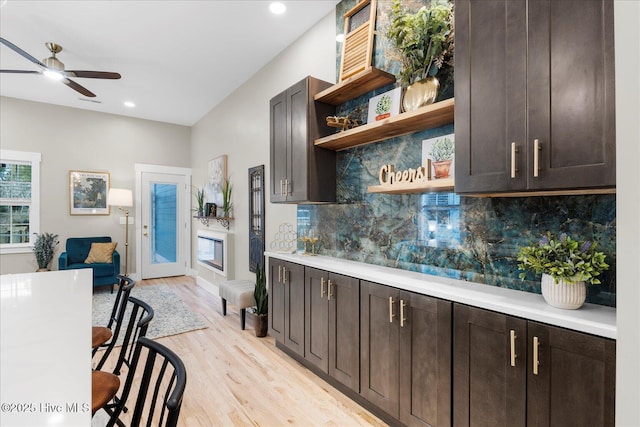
<box><xmin>378</xmin><ymin>161</ymin><xmax>432</xmax><ymax>186</ymax></box>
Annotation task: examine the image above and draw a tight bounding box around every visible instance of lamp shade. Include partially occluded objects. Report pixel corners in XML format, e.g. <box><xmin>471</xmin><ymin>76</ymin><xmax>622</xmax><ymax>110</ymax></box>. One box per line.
<box><xmin>107</xmin><ymin>188</ymin><xmax>133</xmax><ymax>207</ymax></box>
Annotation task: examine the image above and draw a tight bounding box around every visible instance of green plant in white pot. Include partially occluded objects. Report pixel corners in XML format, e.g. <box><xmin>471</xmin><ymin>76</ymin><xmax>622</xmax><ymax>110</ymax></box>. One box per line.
<box><xmin>32</xmin><ymin>232</ymin><xmax>59</xmax><ymax>271</ymax></box>
<box><xmin>221</xmin><ymin>177</ymin><xmax>233</xmax><ymax>217</ymax></box>
<box><xmin>517</xmin><ymin>232</ymin><xmax>609</xmax><ymax>309</ymax></box>
<box><xmin>387</xmin><ymin>0</ymin><xmax>454</xmax><ymax>110</ymax></box>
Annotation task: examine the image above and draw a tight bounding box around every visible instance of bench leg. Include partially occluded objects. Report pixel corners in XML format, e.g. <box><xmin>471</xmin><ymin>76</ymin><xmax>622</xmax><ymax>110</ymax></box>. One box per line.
<box><xmin>222</xmin><ymin>299</ymin><xmax>227</xmax><ymax>316</ymax></box>
<box><xmin>240</xmin><ymin>308</ymin><xmax>246</xmax><ymax>330</ymax></box>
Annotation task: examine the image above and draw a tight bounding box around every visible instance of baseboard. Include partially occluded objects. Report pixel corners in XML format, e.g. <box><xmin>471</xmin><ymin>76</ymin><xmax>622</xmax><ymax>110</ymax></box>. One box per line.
<box><xmin>196</xmin><ymin>275</ymin><xmax>219</xmax><ymax>297</ymax></box>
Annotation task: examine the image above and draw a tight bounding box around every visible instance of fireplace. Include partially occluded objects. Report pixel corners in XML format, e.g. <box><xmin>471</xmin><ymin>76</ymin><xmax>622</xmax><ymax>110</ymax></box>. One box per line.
<box><xmin>197</xmin><ymin>230</ymin><xmax>227</xmax><ymax>276</ymax></box>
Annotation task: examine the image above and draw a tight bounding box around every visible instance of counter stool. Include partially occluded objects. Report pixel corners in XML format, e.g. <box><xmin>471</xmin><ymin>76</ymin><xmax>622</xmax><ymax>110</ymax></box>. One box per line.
<box><xmin>218</xmin><ymin>280</ymin><xmax>256</xmax><ymax>330</ymax></box>
<box><xmin>92</xmin><ymin>371</ymin><xmax>120</xmax><ymax>416</ymax></box>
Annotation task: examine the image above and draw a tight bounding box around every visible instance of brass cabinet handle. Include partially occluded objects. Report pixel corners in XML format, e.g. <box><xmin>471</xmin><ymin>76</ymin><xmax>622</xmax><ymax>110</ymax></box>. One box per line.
<box><xmin>320</xmin><ymin>277</ymin><xmax>325</xmax><ymax>298</ymax></box>
<box><xmin>510</xmin><ymin>330</ymin><xmax>517</xmax><ymax>367</ymax></box>
<box><xmin>533</xmin><ymin>336</ymin><xmax>540</xmax><ymax>375</ymax></box>
<box><xmin>285</xmin><ymin>179</ymin><xmax>290</xmax><ymax>195</ymax></box>
<box><xmin>282</xmin><ymin>267</ymin><xmax>287</xmax><ymax>285</ymax></box>
<box><xmin>278</xmin><ymin>265</ymin><xmax>282</xmax><ymax>283</ymax></box>
<box><xmin>400</xmin><ymin>300</ymin><xmax>407</xmax><ymax>327</ymax></box>
<box><xmin>511</xmin><ymin>142</ymin><xmax>518</xmax><ymax>178</ymax></box>
<box><xmin>279</xmin><ymin>179</ymin><xmax>284</xmax><ymax>196</ymax></box>
<box><xmin>327</xmin><ymin>280</ymin><xmax>333</xmax><ymax>301</ymax></box>
<box><xmin>389</xmin><ymin>296</ymin><xmax>395</xmax><ymax>323</ymax></box>
<box><xmin>533</xmin><ymin>139</ymin><xmax>541</xmax><ymax>178</ymax></box>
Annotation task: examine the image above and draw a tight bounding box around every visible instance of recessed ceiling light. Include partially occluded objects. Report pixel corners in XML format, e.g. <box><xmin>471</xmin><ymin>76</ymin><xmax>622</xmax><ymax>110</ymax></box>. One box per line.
<box><xmin>336</xmin><ymin>33</ymin><xmax>345</xmax><ymax>43</ymax></box>
<box><xmin>269</xmin><ymin>2</ymin><xmax>286</xmax><ymax>15</ymax></box>
<box><xmin>124</xmin><ymin>101</ymin><xmax>135</xmax><ymax>108</ymax></box>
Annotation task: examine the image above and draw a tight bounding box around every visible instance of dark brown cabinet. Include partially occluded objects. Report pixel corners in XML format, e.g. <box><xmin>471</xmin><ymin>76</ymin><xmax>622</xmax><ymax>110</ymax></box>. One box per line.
<box><xmin>454</xmin><ymin>304</ymin><xmax>615</xmax><ymax>427</ymax></box>
<box><xmin>269</xmin><ymin>76</ymin><xmax>336</xmax><ymax>203</ymax></box>
<box><xmin>268</xmin><ymin>259</ymin><xmax>305</xmax><ymax>357</ymax></box>
<box><xmin>454</xmin><ymin>0</ymin><xmax>615</xmax><ymax>193</ymax></box>
<box><xmin>304</xmin><ymin>267</ymin><xmax>359</xmax><ymax>392</ymax></box>
<box><xmin>361</xmin><ymin>281</ymin><xmax>452</xmax><ymax>426</ymax></box>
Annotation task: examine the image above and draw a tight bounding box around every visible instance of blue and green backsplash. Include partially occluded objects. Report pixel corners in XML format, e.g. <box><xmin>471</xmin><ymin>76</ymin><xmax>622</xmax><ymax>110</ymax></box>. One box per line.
<box><xmin>296</xmin><ymin>0</ymin><xmax>616</xmax><ymax>308</ymax></box>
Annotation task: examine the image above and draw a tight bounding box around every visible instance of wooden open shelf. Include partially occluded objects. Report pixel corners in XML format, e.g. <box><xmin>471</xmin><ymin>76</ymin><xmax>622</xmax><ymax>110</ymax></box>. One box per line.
<box><xmin>315</xmin><ymin>98</ymin><xmax>454</xmax><ymax>151</ymax></box>
<box><xmin>368</xmin><ymin>177</ymin><xmax>454</xmax><ymax>194</ymax></box>
<box><xmin>314</xmin><ymin>67</ymin><xmax>396</xmax><ymax>105</ymax></box>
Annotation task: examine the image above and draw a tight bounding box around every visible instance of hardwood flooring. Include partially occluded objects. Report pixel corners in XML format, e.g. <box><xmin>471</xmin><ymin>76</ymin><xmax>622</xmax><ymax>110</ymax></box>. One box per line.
<box><xmin>95</xmin><ymin>276</ymin><xmax>386</xmax><ymax>427</ymax></box>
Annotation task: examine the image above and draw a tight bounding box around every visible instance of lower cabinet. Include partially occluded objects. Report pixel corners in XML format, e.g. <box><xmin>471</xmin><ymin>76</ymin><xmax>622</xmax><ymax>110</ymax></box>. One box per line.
<box><xmin>453</xmin><ymin>304</ymin><xmax>616</xmax><ymax>427</ymax></box>
<box><xmin>304</xmin><ymin>267</ymin><xmax>359</xmax><ymax>392</ymax></box>
<box><xmin>268</xmin><ymin>259</ymin><xmax>305</xmax><ymax>357</ymax></box>
<box><xmin>360</xmin><ymin>281</ymin><xmax>452</xmax><ymax>426</ymax></box>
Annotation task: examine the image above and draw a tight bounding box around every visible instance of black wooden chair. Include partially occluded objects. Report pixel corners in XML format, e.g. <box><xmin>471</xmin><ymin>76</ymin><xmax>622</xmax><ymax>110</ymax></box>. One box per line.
<box><xmin>106</xmin><ymin>337</ymin><xmax>187</xmax><ymax>427</ymax></box>
<box><xmin>92</xmin><ymin>275</ymin><xmax>135</xmax><ymax>360</ymax></box>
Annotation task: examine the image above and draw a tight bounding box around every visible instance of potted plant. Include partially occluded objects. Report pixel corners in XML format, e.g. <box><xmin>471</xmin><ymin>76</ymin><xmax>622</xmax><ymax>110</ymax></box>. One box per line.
<box><xmin>517</xmin><ymin>232</ymin><xmax>609</xmax><ymax>309</ymax></box>
<box><xmin>221</xmin><ymin>177</ymin><xmax>233</xmax><ymax>217</ymax></box>
<box><xmin>253</xmin><ymin>263</ymin><xmax>268</xmax><ymax>337</ymax></box>
<box><xmin>386</xmin><ymin>0</ymin><xmax>454</xmax><ymax>110</ymax></box>
<box><xmin>428</xmin><ymin>136</ymin><xmax>454</xmax><ymax>178</ymax></box>
<box><xmin>32</xmin><ymin>232</ymin><xmax>59</xmax><ymax>271</ymax></box>
<box><xmin>193</xmin><ymin>187</ymin><xmax>205</xmax><ymax>216</ymax></box>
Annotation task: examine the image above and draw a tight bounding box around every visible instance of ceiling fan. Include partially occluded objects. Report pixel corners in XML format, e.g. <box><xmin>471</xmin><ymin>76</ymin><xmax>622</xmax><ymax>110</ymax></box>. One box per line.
<box><xmin>0</xmin><ymin>37</ymin><xmax>121</xmax><ymax>98</ymax></box>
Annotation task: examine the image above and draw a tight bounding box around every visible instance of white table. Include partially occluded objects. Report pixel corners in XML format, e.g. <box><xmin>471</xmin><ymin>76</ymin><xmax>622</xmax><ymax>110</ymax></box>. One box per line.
<box><xmin>1</xmin><ymin>269</ymin><xmax>92</xmax><ymax>426</ymax></box>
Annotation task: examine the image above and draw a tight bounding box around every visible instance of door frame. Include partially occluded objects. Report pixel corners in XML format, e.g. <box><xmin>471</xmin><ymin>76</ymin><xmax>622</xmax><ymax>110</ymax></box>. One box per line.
<box><xmin>134</xmin><ymin>163</ymin><xmax>192</xmax><ymax>280</ymax></box>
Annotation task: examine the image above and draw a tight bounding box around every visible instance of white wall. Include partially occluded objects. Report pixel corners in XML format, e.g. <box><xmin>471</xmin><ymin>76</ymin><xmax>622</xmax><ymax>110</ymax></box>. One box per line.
<box><xmin>190</xmin><ymin>11</ymin><xmax>336</xmax><ymax>284</ymax></box>
<box><xmin>614</xmin><ymin>1</ymin><xmax>640</xmax><ymax>425</ymax></box>
<box><xmin>0</xmin><ymin>97</ymin><xmax>191</xmax><ymax>275</ymax></box>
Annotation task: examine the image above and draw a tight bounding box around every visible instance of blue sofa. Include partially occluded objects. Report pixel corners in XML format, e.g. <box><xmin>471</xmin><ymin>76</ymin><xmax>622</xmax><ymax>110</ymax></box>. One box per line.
<box><xmin>59</xmin><ymin>236</ymin><xmax>120</xmax><ymax>292</ymax></box>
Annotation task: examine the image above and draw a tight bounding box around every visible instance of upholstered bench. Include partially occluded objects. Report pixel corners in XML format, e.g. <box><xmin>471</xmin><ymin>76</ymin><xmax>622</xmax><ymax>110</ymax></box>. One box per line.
<box><xmin>218</xmin><ymin>280</ymin><xmax>256</xmax><ymax>330</ymax></box>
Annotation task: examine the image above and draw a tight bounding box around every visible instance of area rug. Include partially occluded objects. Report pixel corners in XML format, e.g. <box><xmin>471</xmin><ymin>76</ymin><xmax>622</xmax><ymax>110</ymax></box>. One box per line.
<box><xmin>93</xmin><ymin>284</ymin><xmax>207</xmax><ymax>344</ymax></box>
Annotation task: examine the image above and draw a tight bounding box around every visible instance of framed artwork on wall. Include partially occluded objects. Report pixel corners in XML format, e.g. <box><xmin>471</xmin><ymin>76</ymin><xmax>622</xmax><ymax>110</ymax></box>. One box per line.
<box><xmin>206</xmin><ymin>155</ymin><xmax>227</xmax><ymax>207</ymax></box>
<box><xmin>69</xmin><ymin>170</ymin><xmax>110</xmax><ymax>215</ymax></box>
<box><xmin>422</xmin><ymin>134</ymin><xmax>455</xmax><ymax>179</ymax></box>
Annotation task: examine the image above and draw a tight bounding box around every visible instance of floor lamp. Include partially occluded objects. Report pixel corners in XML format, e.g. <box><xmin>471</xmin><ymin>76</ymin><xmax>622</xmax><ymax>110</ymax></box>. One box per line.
<box><xmin>108</xmin><ymin>188</ymin><xmax>133</xmax><ymax>276</ymax></box>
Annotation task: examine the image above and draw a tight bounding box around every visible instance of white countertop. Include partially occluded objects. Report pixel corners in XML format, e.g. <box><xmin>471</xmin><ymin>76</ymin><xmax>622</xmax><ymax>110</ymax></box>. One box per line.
<box><xmin>0</xmin><ymin>269</ymin><xmax>93</xmax><ymax>426</ymax></box>
<box><xmin>265</xmin><ymin>251</ymin><xmax>616</xmax><ymax>339</ymax></box>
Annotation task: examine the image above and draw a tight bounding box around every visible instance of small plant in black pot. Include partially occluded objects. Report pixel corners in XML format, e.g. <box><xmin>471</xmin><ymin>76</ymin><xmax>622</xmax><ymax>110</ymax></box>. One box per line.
<box><xmin>253</xmin><ymin>263</ymin><xmax>268</xmax><ymax>337</ymax></box>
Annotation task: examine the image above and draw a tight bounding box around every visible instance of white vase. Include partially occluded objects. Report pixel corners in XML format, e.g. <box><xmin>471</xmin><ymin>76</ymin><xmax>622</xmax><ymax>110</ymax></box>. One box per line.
<box><xmin>540</xmin><ymin>273</ymin><xmax>586</xmax><ymax>310</ymax></box>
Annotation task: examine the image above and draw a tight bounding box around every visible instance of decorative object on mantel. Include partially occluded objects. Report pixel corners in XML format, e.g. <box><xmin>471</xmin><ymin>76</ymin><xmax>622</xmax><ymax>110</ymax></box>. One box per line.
<box><xmin>269</xmin><ymin>223</ymin><xmax>297</xmax><ymax>253</ymax></box>
<box><xmin>193</xmin><ymin>186</ymin><xmax>205</xmax><ymax>217</ymax></box>
<box><xmin>253</xmin><ymin>263</ymin><xmax>268</xmax><ymax>337</ymax></box>
<box><xmin>207</xmin><ymin>154</ymin><xmax>227</xmax><ymax>208</ymax></box>
<box><xmin>32</xmin><ymin>232</ymin><xmax>59</xmax><ymax>271</ymax></box>
<box><xmin>386</xmin><ymin>0</ymin><xmax>454</xmax><ymax>111</ymax></box>
<box><xmin>326</xmin><ymin>115</ymin><xmax>361</xmax><ymax>131</ymax></box>
<box><xmin>423</xmin><ymin>133</ymin><xmax>455</xmax><ymax>179</ymax></box>
<box><xmin>517</xmin><ymin>232</ymin><xmax>609</xmax><ymax>309</ymax></box>
<box><xmin>221</xmin><ymin>177</ymin><xmax>233</xmax><ymax>217</ymax></box>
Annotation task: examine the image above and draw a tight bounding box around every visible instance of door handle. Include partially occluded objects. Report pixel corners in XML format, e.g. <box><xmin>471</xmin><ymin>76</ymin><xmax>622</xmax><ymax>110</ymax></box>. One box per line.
<box><xmin>320</xmin><ymin>277</ymin><xmax>325</xmax><ymax>298</ymax></box>
<box><xmin>327</xmin><ymin>280</ymin><xmax>333</xmax><ymax>301</ymax></box>
<box><xmin>533</xmin><ymin>336</ymin><xmax>540</xmax><ymax>375</ymax></box>
<box><xmin>510</xmin><ymin>330</ymin><xmax>517</xmax><ymax>367</ymax></box>
<box><xmin>389</xmin><ymin>296</ymin><xmax>395</xmax><ymax>323</ymax></box>
<box><xmin>143</xmin><ymin>232</ymin><xmax>148</xmax><ymax>237</ymax></box>
<box><xmin>400</xmin><ymin>300</ymin><xmax>407</xmax><ymax>327</ymax></box>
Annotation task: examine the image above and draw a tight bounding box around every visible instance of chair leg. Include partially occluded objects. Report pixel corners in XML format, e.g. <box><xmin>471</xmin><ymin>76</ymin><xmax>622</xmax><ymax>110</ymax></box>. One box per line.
<box><xmin>240</xmin><ymin>308</ymin><xmax>246</xmax><ymax>330</ymax></box>
<box><xmin>221</xmin><ymin>299</ymin><xmax>227</xmax><ymax>316</ymax></box>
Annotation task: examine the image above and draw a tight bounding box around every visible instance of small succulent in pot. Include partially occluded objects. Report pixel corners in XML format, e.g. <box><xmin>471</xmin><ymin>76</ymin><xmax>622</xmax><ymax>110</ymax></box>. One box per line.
<box><xmin>517</xmin><ymin>232</ymin><xmax>609</xmax><ymax>284</ymax></box>
<box><xmin>193</xmin><ymin>186</ymin><xmax>205</xmax><ymax>216</ymax></box>
<box><xmin>33</xmin><ymin>232</ymin><xmax>59</xmax><ymax>271</ymax></box>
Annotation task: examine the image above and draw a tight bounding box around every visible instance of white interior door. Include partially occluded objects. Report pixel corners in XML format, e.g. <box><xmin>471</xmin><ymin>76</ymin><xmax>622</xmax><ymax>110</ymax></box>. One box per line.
<box><xmin>140</xmin><ymin>171</ymin><xmax>188</xmax><ymax>279</ymax></box>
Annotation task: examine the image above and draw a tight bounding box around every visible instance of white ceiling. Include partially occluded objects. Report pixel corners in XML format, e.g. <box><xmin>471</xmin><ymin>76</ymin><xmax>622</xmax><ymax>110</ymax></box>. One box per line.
<box><xmin>0</xmin><ymin>0</ymin><xmax>339</xmax><ymax>126</ymax></box>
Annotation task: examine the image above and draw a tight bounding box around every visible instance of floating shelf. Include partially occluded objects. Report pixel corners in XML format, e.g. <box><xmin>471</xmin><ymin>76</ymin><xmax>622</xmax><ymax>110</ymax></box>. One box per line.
<box><xmin>315</xmin><ymin>98</ymin><xmax>455</xmax><ymax>151</ymax></box>
<box><xmin>194</xmin><ymin>216</ymin><xmax>233</xmax><ymax>230</ymax></box>
<box><xmin>314</xmin><ymin>67</ymin><xmax>396</xmax><ymax>105</ymax></box>
<box><xmin>368</xmin><ymin>178</ymin><xmax>454</xmax><ymax>194</ymax></box>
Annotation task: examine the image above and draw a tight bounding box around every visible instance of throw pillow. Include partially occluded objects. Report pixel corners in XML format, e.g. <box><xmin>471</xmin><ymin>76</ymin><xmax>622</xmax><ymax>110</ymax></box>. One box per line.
<box><xmin>84</xmin><ymin>242</ymin><xmax>117</xmax><ymax>264</ymax></box>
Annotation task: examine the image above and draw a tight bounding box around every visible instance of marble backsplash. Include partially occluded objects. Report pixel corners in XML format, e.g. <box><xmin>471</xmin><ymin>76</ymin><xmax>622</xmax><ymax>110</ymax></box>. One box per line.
<box><xmin>298</xmin><ymin>125</ymin><xmax>616</xmax><ymax>307</ymax></box>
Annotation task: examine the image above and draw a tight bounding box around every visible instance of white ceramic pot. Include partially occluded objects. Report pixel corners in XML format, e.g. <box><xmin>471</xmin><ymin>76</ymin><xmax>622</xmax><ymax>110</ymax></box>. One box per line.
<box><xmin>540</xmin><ymin>273</ymin><xmax>586</xmax><ymax>310</ymax></box>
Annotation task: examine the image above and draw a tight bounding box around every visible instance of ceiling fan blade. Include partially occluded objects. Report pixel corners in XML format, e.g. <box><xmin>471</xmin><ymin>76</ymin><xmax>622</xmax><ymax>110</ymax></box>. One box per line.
<box><xmin>65</xmin><ymin>70</ymin><xmax>121</xmax><ymax>79</ymax></box>
<box><xmin>0</xmin><ymin>70</ymin><xmax>41</xmax><ymax>74</ymax></box>
<box><xmin>0</xmin><ymin>37</ymin><xmax>47</xmax><ymax>68</ymax></box>
<box><xmin>63</xmin><ymin>77</ymin><xmax>96</xmax><ymax>98</ymax></box>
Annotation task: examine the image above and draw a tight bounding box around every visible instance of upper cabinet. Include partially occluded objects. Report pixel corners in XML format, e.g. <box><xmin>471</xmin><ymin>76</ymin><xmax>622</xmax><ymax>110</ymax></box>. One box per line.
<box><xmin>454</xmin><ymin>0</ymin><xmax>616</xmax><ymax>194</ymax></box>
<box><xmin>270</xmin><ymin>76</ymin><xmax>336</xmax><ymax>203</ymax></box>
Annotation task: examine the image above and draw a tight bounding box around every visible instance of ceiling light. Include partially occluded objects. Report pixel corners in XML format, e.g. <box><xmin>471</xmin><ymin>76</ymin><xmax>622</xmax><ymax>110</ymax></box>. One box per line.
<box><xmin>43</xmin><ymin>70</ymin><xmax>64</xmax><ymax>81</ymax></box>
<box><xmin>269</xmin><ymin>2</ymin><xmax>286</xmax><ymax>15</ymax></box>
<box><xmin>336</xmin><ymin>33</ymin><xmax>345</xmax><ymax>43</ymax></box>
<box><xmin>124</xmin><ymin>101</ymin><xmax>135</xmax><ymax>108</ymax></box>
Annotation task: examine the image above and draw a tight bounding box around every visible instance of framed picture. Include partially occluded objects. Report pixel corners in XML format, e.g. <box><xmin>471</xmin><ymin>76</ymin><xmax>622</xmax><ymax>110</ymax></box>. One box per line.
<box><xmin>206</xmin><ymin>155</ymin><xmax>227</xmax><ymax>207</ymax></box>
<box><xmin>422</xmin><ymin>134</ymin><xmax>455</xmax><ymax>179</ymax></box>
<box><xmin>69</xmin><ymin>170</ymin><xmax>110</xmax><ymax>215</ymax></box>
<box><xmin>367</xmin><ymin>87</ymin><xmax>402</xmax><ymax>124</ymax></box>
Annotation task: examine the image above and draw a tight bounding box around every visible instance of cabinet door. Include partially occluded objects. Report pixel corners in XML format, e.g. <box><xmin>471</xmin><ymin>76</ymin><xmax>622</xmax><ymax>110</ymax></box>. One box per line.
<box><xmin>304</xmin><ymin>267</ymin><xmax>329</xmax><ymax>372</ymax></box>
<box><xmin>287</xmin><ymin>79</ymin><xmax>310</xmax><ymax>202</ymax></box>
<box><xmin>328</xmin><ymin>272</ymin><xmax>359</xmax><ymax>392</ymax></box>
<box><xmin>454</xmin><ymin>0</ymin><xmax>527</xmax><ymax>193</ymax></box>
<box><xmin>269</xmin><ymin>259</ymin><xmax>286</xmax><ymax>342</ymax></box>
<box><xmin>453</xmin><ymin>304</ymin><xmax>527</xmax><ymax>427</ymax></box>
<box><xmin>399</xmin><ymin>292</ymin><xmax>452</xmax><ymax>427</ymax></box>
<box><xmin>527</xmin><ymin>322</ymin><xmax>616</xmax><ymax>427</ymax></box>
<box><xmin>527</xmin><ymin>0</ymin><xmax>615</xmax><ymax>189</ymax></box>
<box><xmin>269</xmin><ymin>90</ymin><xmax>289</xmax><ymax>202</ymax></box>
<box><xmin>283</xmin><ymin>261</ymin><xmax>305</xmax><ymax>357</ymax></box>
<box><xmin>360</xmin><ymin>281</ymin><xmax>400</xmax><ymax>417</ymax></box>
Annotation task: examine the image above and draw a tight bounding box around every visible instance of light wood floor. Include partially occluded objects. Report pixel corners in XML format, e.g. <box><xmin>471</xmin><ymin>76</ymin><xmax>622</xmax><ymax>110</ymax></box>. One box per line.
<box><xmin>96</xmin><ymin>276</ymin><xmax>386</xmax><ymax>427</ymax></box>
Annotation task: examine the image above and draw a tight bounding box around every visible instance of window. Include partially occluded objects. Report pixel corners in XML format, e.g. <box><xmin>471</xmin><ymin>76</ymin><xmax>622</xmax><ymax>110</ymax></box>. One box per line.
<box><xmin>0</xmin><ymin>150</ymin><xmax>41</xmax><ymax>254</ymax></box>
